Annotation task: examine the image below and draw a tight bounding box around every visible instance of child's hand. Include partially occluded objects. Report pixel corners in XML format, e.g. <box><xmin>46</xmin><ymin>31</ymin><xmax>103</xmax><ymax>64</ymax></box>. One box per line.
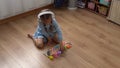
<box><xmin>60</xmin><ymin>41</ymin><xmax>64</xmax><ymax>52</ymax></box>
<box><xmin>47</xmin><ymin>37</ymin><xmax>52</xmax><ymax>46</ymax></box>
<box><xmin>60</xmin><ymin>45</ymin><xmax>64</xmax><ymax>51</ymax></box>
<box><xmin>47</xmin><ymin>42</ymin><xmax>51</xmax><ymax>46</ymax></box>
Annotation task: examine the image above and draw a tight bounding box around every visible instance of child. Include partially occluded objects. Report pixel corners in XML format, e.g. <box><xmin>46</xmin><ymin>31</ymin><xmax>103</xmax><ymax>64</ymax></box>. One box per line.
<box><xmin>28</xmin><ymin>9</ymin><xmax>64</xmax><ymax>51</ymax></box>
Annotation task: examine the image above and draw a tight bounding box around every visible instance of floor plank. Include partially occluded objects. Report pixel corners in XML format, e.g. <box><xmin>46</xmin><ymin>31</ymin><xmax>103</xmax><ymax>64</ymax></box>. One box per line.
<box><xmin>0</xmin><ymin>8</ymin><xmax>120</xmax><ymax>68</ymax></box>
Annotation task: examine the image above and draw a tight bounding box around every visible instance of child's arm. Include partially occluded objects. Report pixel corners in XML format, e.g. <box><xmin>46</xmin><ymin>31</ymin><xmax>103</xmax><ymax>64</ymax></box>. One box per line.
<box><xmin>39</xmin><ymin>22</ymin><xmax>49</xmax><ymax>38</ymax></box>
<box><xmin>52</xmin><ymin>19</ymin><xmax>63</xmax><ymax>42</ymax></box>
<box><xmin>34</xmin><ymin>25</ymin><xmax>44</xmax><ymax>39</ymax></box>
<box><xmin>34</xmin><ymin>21</ymin><xmax>50</xmax><ymax>40</ymax></box>
<box><xmin>53</xmin><ymin>19</ymin><xmax>64</xmax><ymax>51</ymax></box>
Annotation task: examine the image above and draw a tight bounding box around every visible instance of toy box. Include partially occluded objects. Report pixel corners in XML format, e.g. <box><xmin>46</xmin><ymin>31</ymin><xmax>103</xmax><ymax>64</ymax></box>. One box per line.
<box><xmin>98</xmin><ymin>6</ymin><xmax>108</xmax><ymax>15</ymax></box>
<box><xmin>88</xmin><ymin>2</ymin><xmax>95</xmax><ymax>10</ymax></box>
<box><xmin>99</xmin><ymin>0</ymin><xmax>110</xmax><ymax>6</ymax></box>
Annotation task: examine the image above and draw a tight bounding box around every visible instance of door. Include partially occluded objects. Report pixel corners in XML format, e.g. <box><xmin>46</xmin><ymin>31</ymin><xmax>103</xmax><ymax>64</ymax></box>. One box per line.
<box><xmin>107</xmin><ymin>0</ymin><xmax>120</xmax><ymax>24</ymax></box>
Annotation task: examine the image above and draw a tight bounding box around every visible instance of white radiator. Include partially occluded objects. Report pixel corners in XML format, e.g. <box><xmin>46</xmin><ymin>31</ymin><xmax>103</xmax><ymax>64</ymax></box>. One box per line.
<box><xmin>107</xmin><ymin>0</ymin><xmax>120</xmax><ymax>25</ymax></box>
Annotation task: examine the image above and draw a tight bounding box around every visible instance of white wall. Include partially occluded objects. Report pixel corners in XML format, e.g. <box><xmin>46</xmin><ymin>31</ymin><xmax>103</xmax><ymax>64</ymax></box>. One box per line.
<box><xmin>0</xmin><ymin>0</ymin><xmax>53</xmax><ymax>19</ymax></box>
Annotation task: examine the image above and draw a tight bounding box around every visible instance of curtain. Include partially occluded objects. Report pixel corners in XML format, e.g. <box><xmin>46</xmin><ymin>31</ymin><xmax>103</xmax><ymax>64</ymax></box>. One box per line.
<box><xmin>0</xmin><ymin>0</ymin><xmax>53</xmax><ymax>19</ymax></box>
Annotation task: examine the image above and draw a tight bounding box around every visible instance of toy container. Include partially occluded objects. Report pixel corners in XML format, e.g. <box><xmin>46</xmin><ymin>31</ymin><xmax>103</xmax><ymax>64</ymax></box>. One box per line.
<box><xmin>98</xmin><ymin>5</ymin><xmax>108</xmax><ymax>15</ymax></box>
<box><xmin>99</xmin><ymin>0</ymin><xmax>110</xmax><ymax>6</ymax></box>
<box><xmin>88</xmin><ymin>2</ymin><xmax>95</xmax><ymax>10</ymax></box>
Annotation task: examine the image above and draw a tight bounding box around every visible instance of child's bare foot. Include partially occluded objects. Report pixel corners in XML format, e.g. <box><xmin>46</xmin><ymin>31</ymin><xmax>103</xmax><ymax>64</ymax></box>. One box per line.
<box><xmin>27</xmin><ymin>34</ymin><xmax>34</xmax><ymax>40</ymax></box>
<box><xmin>27</xmin><ymin>34</ymin><xmax>44</xmax><ymax>49</ymax></box>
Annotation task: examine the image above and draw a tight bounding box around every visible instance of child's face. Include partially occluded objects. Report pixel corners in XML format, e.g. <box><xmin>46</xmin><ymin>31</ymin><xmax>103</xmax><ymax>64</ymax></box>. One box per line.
<box><xmin>41</xmin><ymin>14</ymin><xmax>52</xmax><ymax>24</ymax></box>
<box><xmin>43</xmin><ymin>17</ymin><xmax>52</xmax><ymax>24</ymax></box>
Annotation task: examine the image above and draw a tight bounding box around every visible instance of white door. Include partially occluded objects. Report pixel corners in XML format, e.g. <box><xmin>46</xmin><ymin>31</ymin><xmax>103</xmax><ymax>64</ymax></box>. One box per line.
<box><xmin>107</xmin><ymin>0</ymin><xmax>120</xmax><ymax>24</ymax></box>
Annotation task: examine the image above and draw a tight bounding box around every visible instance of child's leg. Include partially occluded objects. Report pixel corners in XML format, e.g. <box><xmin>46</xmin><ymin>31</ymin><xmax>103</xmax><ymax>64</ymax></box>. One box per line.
<box><xmin>52</xmin><ymin>34</ymin><xmax>59</xmax><ymax>44</ymax></box>
<box><xmin>52</xmin><ymin>34</ymin><xmax>64</xmax><ymax>51</ymax></box>
<box><xmin>28</xmin><ymin>34</ymin><xmax>44</xmax><ymax>49</ymax></box>
<box><xmin>34</xmin><ymin>38</ymin><xmax>44</xmax><ymax>48</ymax></box>
<box><xmin>52</xmin><ymin>34</ymin><xmax>63</xmax><ymax>46</ymax></box>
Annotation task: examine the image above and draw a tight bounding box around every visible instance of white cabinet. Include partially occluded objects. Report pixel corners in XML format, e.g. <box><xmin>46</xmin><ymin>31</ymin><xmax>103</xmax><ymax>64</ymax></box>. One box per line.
<box><xmin>0</xmin><ymin>0</ymin><xmax>9</xmax><ymax>19</ymax></box>
<box><xmin>22</xmin><ymin>0</ymin><xmax>52</xmax><ymax>12</ymax></box>
<box><xmin>35</xmin><ymin>0</ymin><xmax>49</xmax><ymax>8</ymax></box>
<box><xmin>107</xmin><ymin>0</ymin><xmax>120</xmax><ymax>25</ymax></box>
<box><xmin>0</xmin><ymin>0</ymin><xmax>23</xmax><ymax>19</ymax></box>
<box><xmin>0</xmin><ymin>0</ymin><xmax>52</xmax><ymax>19</ymax></box>
<box><xmin>8</xmin><ymin>0</ymin><xmax>23</xmax><ymax>16</ymax></box>
<box><xmin>22</xmin><ymin>0</ymin><xmax>36</xmax><ymax>12</ymax></box>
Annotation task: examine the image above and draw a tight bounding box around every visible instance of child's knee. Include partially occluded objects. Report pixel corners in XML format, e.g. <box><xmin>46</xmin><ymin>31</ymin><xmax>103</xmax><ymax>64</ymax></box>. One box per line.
<box><xmin>34</xmin><ymin>39</ymin><xmax>44</xmax><ymax>48</ymax></box>
<box><xmin>36</xmin><ymin>42</ymin><xmax>44</xmax><ymax>48</ymax></box>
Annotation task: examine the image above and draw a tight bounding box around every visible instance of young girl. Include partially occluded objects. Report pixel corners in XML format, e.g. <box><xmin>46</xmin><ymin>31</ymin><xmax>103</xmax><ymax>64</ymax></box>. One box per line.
<box><xmin>28</xmin><ymin>9</ymin><xmax>64</xmax><ymax>50</ymax></box>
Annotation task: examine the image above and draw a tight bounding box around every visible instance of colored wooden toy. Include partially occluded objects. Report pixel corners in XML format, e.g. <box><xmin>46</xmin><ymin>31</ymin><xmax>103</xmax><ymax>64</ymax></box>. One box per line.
<box><xmin>43</xmin><ymin>41</ymin><xmax>72</xmax><ymax>60</ymax></box>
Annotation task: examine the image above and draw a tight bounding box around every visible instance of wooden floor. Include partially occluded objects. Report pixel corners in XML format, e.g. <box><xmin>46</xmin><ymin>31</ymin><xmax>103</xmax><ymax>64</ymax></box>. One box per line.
<box><xmin>0</xmin><ymin>8</ymin><xmax>120</xmax><ymax>68</ymax></box>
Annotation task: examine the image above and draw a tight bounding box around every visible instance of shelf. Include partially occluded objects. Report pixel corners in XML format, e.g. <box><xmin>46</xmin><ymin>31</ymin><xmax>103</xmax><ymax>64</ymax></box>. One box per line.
<box><xmin>84</xmin><ymin>0</ymin><xmax>111</xmax><ymax>16</ymax></box>
<box><xmin>98</xmin><ymin>2</ymin><xmax>109</xmax><ymax>7</ymax></box>
<box><xmin>85</xmin><ymin>8</ymin><xmax>107</xmax><ymax>17</ymax></box>
<box><xmin>88</xmin><ymin>0</ymin><xmax>109</xmax><ymax>7</ymax></box>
